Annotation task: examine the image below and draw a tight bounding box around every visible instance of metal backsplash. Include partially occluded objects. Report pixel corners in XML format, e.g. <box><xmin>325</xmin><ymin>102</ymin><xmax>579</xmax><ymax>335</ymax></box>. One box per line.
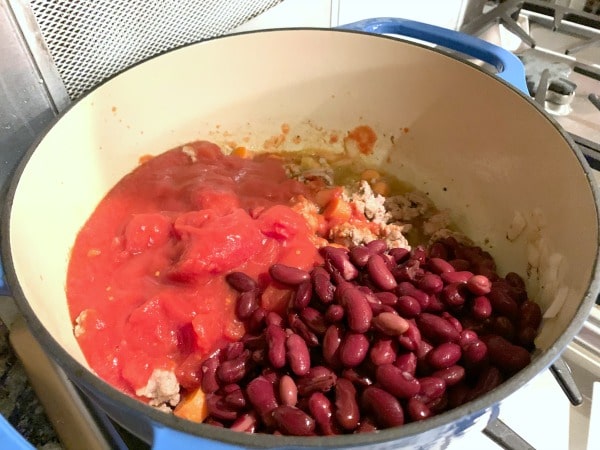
<box><xmin>14</xmin><ymin>0</ymin><xmax>282</xmax><ymax>101</ymax></box>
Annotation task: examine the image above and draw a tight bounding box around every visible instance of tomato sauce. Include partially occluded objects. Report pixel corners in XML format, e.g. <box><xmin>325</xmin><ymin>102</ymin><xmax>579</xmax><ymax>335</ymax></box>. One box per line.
<box><xmin>67</xmin><ymin>141</ymin><xmax>321</xmax><ymax>396</ymax></box>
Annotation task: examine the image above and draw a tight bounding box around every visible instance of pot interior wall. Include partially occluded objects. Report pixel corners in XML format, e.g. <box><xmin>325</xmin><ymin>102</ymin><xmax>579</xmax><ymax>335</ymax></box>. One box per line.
<box><xmin>7</xmin><ymin>30</ymin><xmax>598</xmax><ymax>371</ymax></box>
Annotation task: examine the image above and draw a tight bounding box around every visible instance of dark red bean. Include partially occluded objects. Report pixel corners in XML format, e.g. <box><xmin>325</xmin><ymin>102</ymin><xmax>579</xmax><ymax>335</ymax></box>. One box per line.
<box><xmin>472</xmin><ymin>295</ymin><xmax>492</xmax><ymax>319</ymax></box>
<box><xmin>350</xmin><ymin>245</ymin><xmax>372</xmax><ymax>267</ymax></box>
<box><xmin>441</xmin><ymin>283</ymin><xmax>467</xmax><ymax>308</ymax></box>
<box><xmin>441</xmin><ymin>271</ymin><xmax>474</xmax><ymax>285</ymax></box>
<box><xmin>428</xmin><ymin>257</ymin><xmax>455</xmax><ymax>274</ymax></box>
<box><xmin>394</xmin><ymin>352</ymin><xmax>417</xmax><ymax>375</ymax></box>
<box><xmin>230</xmin><ymin>412</ymin><xmax>258</xmax><ymax>433</ymax></box>
<box><xmin>271</xmin><ymin>405</ymin><xmax>315</xmax><ymax>436</ymax></box>
<box><xmin>488</xmin><ymin>287</ymin><xmax>519</xmax><ymax>320</ymax></box>
<box><xmin>201</xmin><ymin>356</ymin><xmax>220</xmax><ymax>394</ymax></box>
<box><xmin>279</xmin><ymin>375</ymin><xmax>298</xmax><ymax>407</ymax></box>
<box><xmin>247</xmin><ymin>307</ymin><xmax>267</xmax><ymax>334</ymax></box>
<box><xmin>417</xmin><ymin>273</ymin><xmax>444</xmax><ymax>294</ymax></box>
<box><xmin>425</xmin><ymin>294</ymin><xmax>445</xmax><ymax>313</ymax></box>
<box><xmin>339</xmin><ymin>333</ymin><xmax>370</xmax><ymax>367</ymax></box>
<box><xmin>323</xmin><ymin>324</ymin><xmax>343</xmax><ymax>367</ymax></box>
<box><xmin>366</xmin><ymin>239</ymin><xmax>387</xmax><ymax>254</ymax></box>
<box><xmin>417</xmin><ymin>313</ymin><xmax>460</xmax><ymax>344</ymax></box>
<box><xmin>236</xmin><ymin>290</ymin><xmax>259</xmax><ymax>320</ymax></box>
<box><xmin>418</xmin><ymin>376</ymin><xmax>446</xmax><ymax>401</ymax></box>
<box><xmin>226</xmin><ymin>271</ymin><xmax>258</xmax><ymax>292</ymax></box>
<box><xmin>269</xmin><ymin>263</ymin><xmax>310</xmax><ymax>285</ymax></box>
<box><xmin>462</xmin><ymin>339</ymin><xmax>488</xmax><ymax>365</ymax></box>
<box><xmin>393</xmin><ymin>260</ymin><xmax>424</xmax><ymax>282</ymax></box>
<box><xmin>266</xmin><ymin>324</ymin><xmax>287</xmax><ymax>369</ymax></box>
<box><xmin>520</xmin><ymin>300</ymin><xmax>542</xmax><ymax>330</ymax></box>
<box><xmin>325</xmin><ymin>304</ymin><xmax>345</xmax><ymax>323</ymax></box>
<box><xmin>206</xmin><ymin>394</ymin><xmax>238</xmax><ymax>421</ymax></box>
<box><xmin>490</xmin><ymin>316</ymin><xmax>516</xmax><ymax>342</ymax></box>
<box><xmin>300</xmin><ymin>307</ymin><xmax>328</xmax><ymax>334</ymax></box>
<box><xmin>288</xmin><ymin>313</ymin><xmax>319</xmax><ymax>348</ymax></box>
<box><xmin>308</xmin><ymin>392</ymin><xmax>336</xmax><ymax>435</ymax></box>
<box><xmin>483</xmin><ymin>335</ymin><xmax>531</xmax><ymax>374</ymax></box>
<box><xmin>286</xmin><ymin>333</ymin><xmax>311</xmax><ymax>376</ymax></box>
<box><xmin>441</xmin><ymin>312</ymin><xmax>463</xmax><ymax>333</ymax></box>
<box><xmin>398</xmin><ymin>319</ymin><xmax>422</xmax><ymax>352</ymax></box>
<box><xmin>376</xmin><ymin>364</ymin><xmax>421</xmax><ymax>398</ymax></box>
<box><xmin>389</xmin><ymin>247</ymin><xmax>410</xmax><ymax>263</ymax></box>
<box><xmin>427</xmin><ymin>242</ymin><xmax>448</xmax><ymax>259</ymax></box>
<box><xmin>374</xmin><ymin>291</ymin><xmax>398</xmax><ymax>306</ymax></box>
<box><xmin>517</xmin><ymin>326</ymin><xmax>537</xmax><ymax>349</ymax></box>
<box><xmin>292</xmin><ymin>280</ymin><xmax>313</xmax><ymax>310</ymax></box>
<box><xmin>322</xmin><ymin>246</ymin><xmax>359</xmax><ymax>281</ymax></box>
<box><xmin>432</xmin><ymin>365</ymin><xmax>465</xmax><ymax>387</ymax></box>
<box><xmin>369</xmin><ymin>339</ymin><xmax>398</xmax><ymax>366</ymax></box>
<box><xmin>265</xmin><ymin>311</ymin><xmax>283</xmax><ymax>327</ymax></box>
<box><xmin>367</xmin><ymin>254</ymin><xmax>398</xmax><ymax>291</ymax></box>
<box><xmin>411</xmin><ymin>246</ymin><xmax>427</xmax><ymax>263</ymax></box>
<box><xmin>296</xmin><ymin>366</ymin><xmax>337</xmax><ymax>396</ymax></box>
<box><xmin>396</xmin><ymin>282</ymin><xmax>430</xmax><ymax>309</ymax></box>
<box><xmin>415</xmin><ymin>340</ymin><xmax>434</xmax><ymax>367</ymax></box>
<box><xmin>466</xmin><ymin>275</ymin><xmax>492</xmax><ymax>296</ymax></box>
<box><xmin>246</xmin><ymin>376</ymin><xmax>278</xmax><ymax>426</ymax></box>
<box><xmin>341</xmin><ymin>368</ymin><xmax>373</xmax><ymax>387</ymax></box>
<box><xmin>362</xmin><ymin>386</ymin><xmax>405</xmax><ymax>428</ymax></box>
<box><xmin>335</xmin><ymin>378</ymin><xmax>360</xmax><ymax>431</ymax></box>
<box><xmin>407</xmin><ymin>397</ymin><xmax>432</xmax><ymax>421</ymax></box>
<box><xmin>505</xmin><ymin>271</ymin><xmax>527</xmax><ymax>290</ymax></box>
<box><xmin>371</xmin><ymin>312</ymin><xmax>409</xmax><ymax>336</ymax></box>
<box><xmin>341</xmin><ymin>288</ymin><xmax>373</xmax><ymax>333</ymax></box>
<box><xmin>312</xmin><ymin>268</ymin><xmax>335</xmax><ymax>304</ymax></box>
<box><xmin>395</xmin><ymin>295</ymin><xmax>422</xmax><ymax>318</ymax></box>
<box><xmin>458</xmin><ymin>329</ymin><xmax>479</xmax><ymax>348</ymax></box>
<box><xmin>427</xmin><ymin>343</ymin><xmax>461</xmax><ymax>370</ymax></box>
<box><xmin>466</xmin><ymin>366</ymin><xmax>504</xmax><ymax>401</ymax></box>
<box><xmin>224</xmin><ymin>388</ymin><xmax>246</xmax><ymax>410</ymax></box>
<box><xmin>449</xmin><ymin>258</ymin><xmax>471</xmax><ymax>271</ymax></box>
<box><xmin>217</xmin><ymin>350</ymin><xmax>250</xmax><ymax>384</ymax></box>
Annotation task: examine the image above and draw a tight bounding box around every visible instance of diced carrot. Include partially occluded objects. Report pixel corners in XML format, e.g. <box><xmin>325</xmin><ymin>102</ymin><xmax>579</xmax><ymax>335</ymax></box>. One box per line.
<box><xmin>361</xmin><ymin>169</ymin><xmax>380</xmax><ymax>182</ymax></box>
<box><xmin>372</xmin><ymin>181</ymin><xmax>390</xmax><ymax>196</ymax></box>
<box><xmin>314</xmin><ymin>187</ymin><xmax>339</xmax><ymax>208</ymax></box>
<box><xmin>261</xmin><ymin>284</ymin><xmax>292</xmax><ymax>315</ymax></box>
<box><xmin>174</xmin><ymin>387</ymin><xmax>208</xmax><ymax>423</ymax></box>
<box><xmin>323</xmin><ymin>196</ymin><xmax>352</xmax><ymax>223</ymax></box>
<box><xmin>232</xmin><ymin>146</ymin><xmax>250</xmax><ymax>158</ymax></box>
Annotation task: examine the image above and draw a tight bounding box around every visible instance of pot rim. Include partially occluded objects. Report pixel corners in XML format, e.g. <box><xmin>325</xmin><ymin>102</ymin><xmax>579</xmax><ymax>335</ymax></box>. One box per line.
<box><xmin>2</xmin><ymin>26</ymin><xmax>600</xmax><ymax>447</ymax></box>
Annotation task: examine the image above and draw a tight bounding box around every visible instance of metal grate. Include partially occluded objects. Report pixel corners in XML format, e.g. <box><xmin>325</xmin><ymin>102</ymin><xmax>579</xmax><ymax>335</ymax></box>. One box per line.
<box><xmin>28</xmin><ymin>0</ymin><xmax>282</xmax><ymax>99</ymax></box>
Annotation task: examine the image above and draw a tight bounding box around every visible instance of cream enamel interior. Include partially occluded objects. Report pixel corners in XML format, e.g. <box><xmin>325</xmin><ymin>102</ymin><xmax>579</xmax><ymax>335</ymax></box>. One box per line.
<box><xmin>8</xmin><ymin>30</ymin><xmax>598</xmax><ymax>371</ymax></box>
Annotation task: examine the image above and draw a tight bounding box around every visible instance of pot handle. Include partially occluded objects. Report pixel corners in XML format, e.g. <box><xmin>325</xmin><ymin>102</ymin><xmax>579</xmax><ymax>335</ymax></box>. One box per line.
<box><xmin>0</xmin><ymin>260</ymin><xmax>10</xmax><ymax>296</ymax></box>
<box><xmin>152</xmin><ymin>424</ymin><xmax>244</xmax><ymax>450</ymax></box>
<box><xmin>338</xmin><ymin>17</ymin><xmax>528</xmax><ymax>94</ymax></box>
<box><xmin>0</xmin><ymin>414</ymin><xmax>34</xmax><ymax>450</ymax></box>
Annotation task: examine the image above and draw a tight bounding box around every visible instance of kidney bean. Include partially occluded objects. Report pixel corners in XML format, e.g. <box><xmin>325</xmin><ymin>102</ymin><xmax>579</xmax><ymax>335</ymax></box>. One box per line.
<box><xmin>235</xmin><ymin>290</ymin><xmax>259</xmax><ymax>320</ymax></box>
<box><xmin>427</xmin><ymin>343</ymin><xmax>462</xmax><ymax>370</ymax></box>
<box><xmin>466</xmin><ymin>274</ymin><xmax>491</xmax><ymax>296</ymax></box>
<box><xmin>458</xmin><ymin>329</ymin><xmax>479</xmax><ymax>348</ymax></box>
<box><xmin>355</xmin><ymin>418</ymin><xmax>378</xmax><ymax>433</ymax></box>
<box><xmin>301</xmin><ymin>307</ymin><xmax>328</xmax><ymax>335</ymax></box>
<box><xmin>367</xmin><ymin>254</ymin><xmax>398</xmax><ymax>290</ymax></box>
<box><xmin>395</xmin><ymin>295</ymin><xmax>422</xmax><ymax>318</ymax></box>
<box><xmin>448</xmin><ymin>258</ymin><xmax>470</xmax><ymax>271</ymax></box>
<box><xmin>370</xmin><ymin>339</ymin><xmax>398</xmax><ymax>366</ymax></box>
<box><xmin>224</xmin><ymin>388</ymin><xmax>246</xmax><ymax>410</ymax></box>
<box><xmin>427</xmin><ymin>242</ymin><xmax>449</xmax><ymax>260</ymax></box>
<box><xmin>350</xmin><ymin>245</ymin><xmax>372</xmax><ymax>267</ymax></box>
<box><xmin>372</xmin><ymin>312</ymin><xmax>409</xmax><ymax>336</ymax></box>
<box><xmin>247</xmin><ymin>307</ymin><xmax>267</xmax><ymax>334</ymax></box>
<box><xmin>217</xmin><ymin>350</ymin><xmax>251</xmax><ymax>384</ymax></box>
<box><xmin>483</xmin><ymin>335</ymin><xmax>531</xmax><ymax>374</ymax></box>
<box><xmin>415</xmin><ymin>339</ymin><xmax>434</xmax><ymax>365</ymax></box>
<box><xmin>446</xmin><ymin>382</ymin><xmax>470</xmax><ymax>408</ymax></box>
<box><xmin>288</xmin><ymin>313</ymin><xmax>319</xmax><ymax>348</ymax></box>
<box><xmin>517</xmin><ymin>326</ymin><xmax>537</xmax><ymax>349</ymax></box>
<box><xmin>225</xmin><ymin>342</ymin><xmax>245</xmax><ymax>360</ymax></box>
<box><xmin>266</xmin><ymin>324</ymin><xmax>287</xmax><ymax>369</ymax></box>
<box><xmin>271</xmin><ymin>405</ymin><xmax>315</xmax><ymax>436</ymax></box>
<box><xmin>291</xmin><ymin>281</ymin><xmax>312</xmax><ymax>310</ymax></box>
<box><xmin>339</xmin><ymin>333</ymin><xmax>370</xmax><ymax>367</ymax></box>
<box><xmin>398</xmin><ymin>319</ymin><xmax>422</xmax><ymax>352</ymax></box>
<box><xmin>441</xmin><ymin>270</ymin><xmax>474</xmax><ymax>285</ymax></box>
<box><xmin>279</xmin><ymin>375</ymin><xmax>298</xmax><ymax>407</ymax></box>
<box><xmin>427</xmin><ymin>257</ymin><xmax>455</xmax><ymax>274</ymax></box>
<box><xmin>269</xmin><ymin>263</ymin><xmax>310</xmax><ymax>286</ymax></box>
<box><xmin>206</xmin><ymin>394</ymin><xmax>238</xmax><ymax>421</ymax></box>
<box><xmin>389</xmin><ymin>247</ymin><xmax>410</xmax><ymax>263</ymax></box>
<box><xmin>417</xmin><ymin>313</ymin><xmax>460</xmax><ymax>344</ymax></box>
<box><xmin>462</xmin><ymin>339</ymin><xmax>488</xmax><ymax>365</ymax></box>
<box><xmin>488</xmin><ymin>287</ymin><xmax>519</xmax><ymax>320</ymax></box>
<box><xmin>491</xmin><ymin>316</ymin><xmax>516</xmax><ymax>342</ymax></box>
<box><xmin>201</xmin><ymin>356</ymin><xmax>221</xmax><ymax>394</ymax></box>
<box><xmin>466</xmin><ymin>366</ymin><xmax>504</xmax><ymax>401</ymax></box>
<box><xmin>396</xmin><ymin>282</ymin><xmax>430</xmax><ymax>309</ymax></box>
<box><xmin>230</xmin><ymin>412</ymin><xmax>258</xmax><ymax>433</ymax></box>
<box><xmin>204</xmin><ymin>417</ymin><xmax>225</xmax><ymax>428</ymax></box>
<box><xmin>426</xmin><ymin>393</ymin><xmax>448</xmax><ymax>414</ymax></box>
<box><xmin>417</xmin><ymin>273</ymin><xmax>444</xmax><ymax>294</ymax></box>
<box><xmin>246</xmin><ymin>376</ymin><xmax>278</xmax><ymax>425</ymax></box>
<box><xmin>265</xmin><ymin>311</ymin><xmax>284</xmax><ymax>328</ymax></box>
<box><xmin>297</xmin><ymin>366</ymin><xmax>337</xmax><ymax>396</ymax></box>
<box><xmin>376</xmin><ymin>364</ymin><xmax>421</xmax><ymax>398</ymax></box>
<box><xmin>393</xmin><ymin>260</ymin><xmax>424</xmax><ymax>282</ymax></box>
<box><xmin>361</xmin><ymin>386</ymin><xmax>405</xmax><ymax>428</ymax></box>
<box><xmin>407</xmin><ymin>397</ymin><xmax>432</xmax><ymax>422</ymax></box>
<box><xmin>286</xmin><ymin>333</ymin><xmax>311</xmax><ymax>376</ymax></box>
<box><xmin>341</xmin><ymin>288</ymin><xmax>373</xmax><ymax>333</ymax></box>
<box><xmin>471</xmin><ymin>295</ymin><xmax>492</xmax><ymax>320</ymax></box>
<box><xmin>432</xmin><ymin>365</ymin><xmax>465</xmax><ymax>387</ymax></box>
<box><xmin>322</xmin><ymin>246</ymin><xmax>359</xmax><ymax>281</ymax></box>
<box><xmin>505</xmin><ymin>271</ymin><xmax>527</xmax><ymax>289</ymax></box>
<box><xmin>335</xmin><ymin>378</ymin><xmax>360</xmax><ymax>431</ymax></box>
<box><xmin>323</xmin><ymin>324</ymin><xmax>343</xmax><ymax>367</ymax></box>
<box><xmin>308</xmin><ymin>392</ymin><xmax>336</xmax><ymax>435</ymax></box>
<box><xmin>226</xmin><ymin>271</ymin><xmax>258</xmax><ymax>292</ymax></box>
<box><xmin>394</xmin><ymin>352</ymin><xmax>417</xmax><ymax>375</ymax></box>
<box><xmin>441</xmin><ymin>283</ymin><xmax>467</xmax><ymax>308</ymax></box>
<box><xmin>418</xmin><ymin>376</ymin><xmax>446</xmax><ymax>402</ymax></box>
<box><xmin>375</xmin><ymin>291</ymin><xmax>398</xmax><ymax>306</ymax></box>
<box><xmin>312</xmin><ymin>268</ymin><xmax>335</xmax><ymax>304</ymax></box>
<box><xmin>520</xmin><ymin>300</ymin><xmax>542</xmax><ymax>330</ymax></box>
<box><xmin>325</xmin><ymin>304</ymin><xmax>344</xmax><ymax>323</ymax></box>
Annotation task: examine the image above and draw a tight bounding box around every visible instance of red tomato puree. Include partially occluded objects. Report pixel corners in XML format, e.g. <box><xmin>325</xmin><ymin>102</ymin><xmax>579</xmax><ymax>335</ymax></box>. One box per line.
<box><xmin>67</xmin><ymin>141</ymin><xmax>321</xmax><ymax>396</ymax></box>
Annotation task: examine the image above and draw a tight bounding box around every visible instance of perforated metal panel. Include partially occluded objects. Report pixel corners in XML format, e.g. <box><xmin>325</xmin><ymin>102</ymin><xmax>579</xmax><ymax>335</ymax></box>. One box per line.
<box><xmin>28</xmin><ymin>0</ymin><xmax>282</xmax><ymax>99</ymax></box>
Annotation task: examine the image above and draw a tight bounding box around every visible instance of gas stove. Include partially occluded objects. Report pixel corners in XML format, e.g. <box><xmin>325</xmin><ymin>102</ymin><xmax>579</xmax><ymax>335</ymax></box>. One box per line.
<box><xmin>1</xmin><ymin>1</ymin><xmax>600</xmax><ymax>449</ymax></box>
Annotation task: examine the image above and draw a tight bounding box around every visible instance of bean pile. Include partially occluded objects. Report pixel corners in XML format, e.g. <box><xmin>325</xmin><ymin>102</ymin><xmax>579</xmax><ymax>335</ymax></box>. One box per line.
<box><xmin>200</xmin><ymin>236</ymin><xmax>542</xmax><ymax>435</ymax></box>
